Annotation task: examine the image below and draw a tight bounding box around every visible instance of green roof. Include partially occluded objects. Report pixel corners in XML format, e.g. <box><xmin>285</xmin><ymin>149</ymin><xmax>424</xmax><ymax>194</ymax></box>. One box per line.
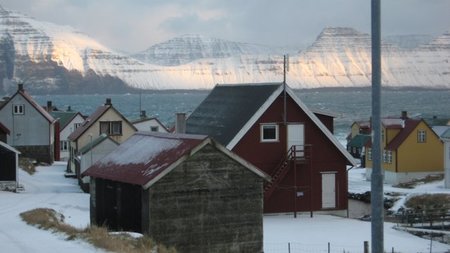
<box><xmin>347</xmin><ymin>134</ymin><xmax>371</xmax><ymax>148</ymax></box>
<box><xmin>50</xmin><ymin>111</ymin><xmax>79</xmax><ymax>129</ymax></box>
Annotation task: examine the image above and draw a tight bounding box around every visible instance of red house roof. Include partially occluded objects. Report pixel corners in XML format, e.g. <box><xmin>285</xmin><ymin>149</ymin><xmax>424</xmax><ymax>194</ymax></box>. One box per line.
<box><xmin>386</xmin><ymin>119</ymin><xmax>422</xmax><ymax>150</ymax></box>
<box><xmin>82</xmin><ymin>132</ymin><xmax>269</xmax><ymax>189</ymax></box>
<box><xmin>0</xmin><ymin>122</ymin><xmax>10</xmax><ymax>135</ymax></box>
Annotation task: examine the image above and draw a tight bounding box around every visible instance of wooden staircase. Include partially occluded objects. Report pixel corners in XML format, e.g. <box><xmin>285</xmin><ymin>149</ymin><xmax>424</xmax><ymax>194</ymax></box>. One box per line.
<box><xmin>264</xmin><ymin>145</ymin><xmax>310</xmax><ymax>201</ymax></box>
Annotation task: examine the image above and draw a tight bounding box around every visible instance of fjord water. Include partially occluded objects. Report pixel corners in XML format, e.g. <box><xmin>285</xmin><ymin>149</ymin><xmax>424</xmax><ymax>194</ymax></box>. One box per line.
<box><xmin>34</xmin><ymin>88</ymin><xmax>450</xmax><ymax>143</ymax></box>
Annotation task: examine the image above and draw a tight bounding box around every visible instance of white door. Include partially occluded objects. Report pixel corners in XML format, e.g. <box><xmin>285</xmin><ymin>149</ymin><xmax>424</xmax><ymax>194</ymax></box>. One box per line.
<box><xmin>322</xmin><ymin>173</ymin><xmax>336</xmax><ymax>209</ymax></box>
<box><xmin>287</xmin><ymin>124</ymin><xmax>304</xmax><ymax>157</ymax></box>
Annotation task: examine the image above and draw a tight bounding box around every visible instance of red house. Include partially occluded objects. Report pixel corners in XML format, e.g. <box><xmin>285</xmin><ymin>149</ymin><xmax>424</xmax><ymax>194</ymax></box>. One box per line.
<box><xmin>186</xmin><ymin>83</ymin><xmax>356</xmax><ymax>215</ymax></box>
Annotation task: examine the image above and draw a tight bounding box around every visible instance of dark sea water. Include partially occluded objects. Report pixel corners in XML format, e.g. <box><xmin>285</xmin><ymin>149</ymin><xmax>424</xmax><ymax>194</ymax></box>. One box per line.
<box><xmin>31</xmin><ymin>88</ymin><xmax>450</xmax><ymax>143</ymax></box>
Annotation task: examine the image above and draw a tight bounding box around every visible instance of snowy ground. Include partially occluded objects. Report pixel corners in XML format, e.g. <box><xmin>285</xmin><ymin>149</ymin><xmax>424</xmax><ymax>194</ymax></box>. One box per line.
<box><xmin>0</xmin><ymin>163</ymin><xmax>449</xmax><ymax>253</ymax></box>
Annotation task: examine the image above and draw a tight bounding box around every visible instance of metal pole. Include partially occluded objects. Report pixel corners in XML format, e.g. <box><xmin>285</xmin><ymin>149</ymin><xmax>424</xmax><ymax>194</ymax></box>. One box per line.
<box><xmin>283</xmin><ymin>55</ymin><xmax>287</xmax><ymax>125</ymax></box>
<box><xmin>371</xmin><ymin>0</ymin><xmax>384</xmax><ymax>253</ymax></box>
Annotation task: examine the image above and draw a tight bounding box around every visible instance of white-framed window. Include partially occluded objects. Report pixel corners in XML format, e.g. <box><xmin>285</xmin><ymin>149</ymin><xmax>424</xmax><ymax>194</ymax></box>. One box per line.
<box><xmin>74</xmin><ymin>123</ymin><xmax>82</xmax><ymax>129</ymax></box>
<box><xmin>150</xmin><ymin>126</ymin><xmax>159</xmax><ymax>132</ymax></box>
<box><xmin>417</xmin><ymin>130</ymin><xmax>426</xmax><ymax>143</ymax></box>
<box><xmin>367</xmin><ymin>148</ymin><xmax>372</xmax><ymax>161</ymax></box>
<box><xmin>387</xmin><ymin>150</ymin><xmax>392</xmax><ymax>164</ymax></box>
<box><xmin>383</xmin><ymin>150</ymin><xmax>387</xmax><ymax>163</ymax></box>
<box><xmin>13</xmin><ymin>104</ymin><xmax>25</xmax><ymax>115</ymax></box>
<box><xmin>260</xmin><ymin>124</ymin><xmax>279</xmax><ymax>142</ymax></box>
<box><xmin>60</xmin><ymin>140</ymin><xmax>69</xmax><ymax>151</ymax></box>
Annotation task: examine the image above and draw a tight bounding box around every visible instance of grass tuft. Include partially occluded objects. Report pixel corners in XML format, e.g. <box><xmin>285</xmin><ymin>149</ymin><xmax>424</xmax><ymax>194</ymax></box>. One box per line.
<box><xmin>20</xmin><ymin>208</ymin><xmax>176</xmax><ymax>253</ymax></box>
<box><xmin>19</xmin><ymin>157</ymin><xmax>37</xmax><ymax>175</ymax></box>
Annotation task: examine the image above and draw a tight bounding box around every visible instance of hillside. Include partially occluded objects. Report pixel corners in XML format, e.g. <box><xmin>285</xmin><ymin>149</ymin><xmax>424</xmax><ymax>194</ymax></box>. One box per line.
<box><xmin>1</xmin><ymin>5</ymin><xmax>450</xmax><ymax>93</ymax></box>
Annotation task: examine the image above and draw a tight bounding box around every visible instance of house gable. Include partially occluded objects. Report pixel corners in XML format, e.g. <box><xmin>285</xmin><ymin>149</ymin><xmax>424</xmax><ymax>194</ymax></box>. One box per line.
<box><xmin>396</xmin><ymin>120</ymin><xmax>443</xmax><ymax>173</ymax></box>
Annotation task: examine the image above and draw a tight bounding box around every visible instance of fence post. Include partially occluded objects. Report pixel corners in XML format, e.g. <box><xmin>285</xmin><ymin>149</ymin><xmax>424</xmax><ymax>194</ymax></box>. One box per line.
<box><xmin>364</xmin><ymin>241</ymin><xmax>369</xmax><ymax>253</ymax></box>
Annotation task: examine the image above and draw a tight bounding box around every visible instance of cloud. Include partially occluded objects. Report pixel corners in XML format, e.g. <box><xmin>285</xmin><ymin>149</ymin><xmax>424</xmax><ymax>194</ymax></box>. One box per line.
<box><xmin>0</xmin><ymin>0</ymin><xmax>449</xmax><ymax>52</ymax></box>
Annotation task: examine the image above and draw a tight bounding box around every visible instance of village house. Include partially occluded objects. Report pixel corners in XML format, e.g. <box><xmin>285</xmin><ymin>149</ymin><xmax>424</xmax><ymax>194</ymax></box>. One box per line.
<box><xmin>50</xmin><ymin>107</ymin><xmax>85</xmax><ymax>161</ymax></box>
<box><xmin>185</xmin><ymin>83</ymin><xmax>356</xmax><ymax>215</ymax></box>
<box><xmin>347</xmin><ymin>120</ymin><xmax>371</xmax><ymax>160</ymax></box>
<box><xmin>0</xmin><ymin>141</ymin><xmax>20</xmax><ymax>192</ymax></box>
<box><xmin>67</xmin><ymin>98</ymin><xmax>137</xmax><ymax>181</ymax></box>
<box><xmin>0</xmin><ymin>84</ymin><xmax>57</xmax><ymax>164</ymax></box>
<box><xmin>83</xmin><ymin>132</ymin><xmax>269</xmax><ymax>253</ymax></box>
<box><xmin>130</xmin><ymin>110</ymin><xmax>169</xmax><ymax>133</ymax></box>
<box><xmin>76</xmin><ymin>133</ymin><xmax>119</xmax><ymax>192</ymax></box>
<box><xmin>362</xmin><ymin>112</ymin><xmax>444</xmax><ymax>184</ymax></box>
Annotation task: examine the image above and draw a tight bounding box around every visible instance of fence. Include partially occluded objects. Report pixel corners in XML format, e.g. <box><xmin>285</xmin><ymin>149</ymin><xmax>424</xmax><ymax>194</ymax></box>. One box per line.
<box><xmin>264</xmin><ymin>242</ymin><xmax>368</xmax><ymax>253</ymax></box>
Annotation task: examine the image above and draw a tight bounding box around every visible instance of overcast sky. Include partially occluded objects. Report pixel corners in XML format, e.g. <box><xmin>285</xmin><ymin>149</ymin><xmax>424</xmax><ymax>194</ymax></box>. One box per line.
<box><xmin>1</xmin><ymin>0</ymin><xmax>449</xmax><ymax>53</ymax></box>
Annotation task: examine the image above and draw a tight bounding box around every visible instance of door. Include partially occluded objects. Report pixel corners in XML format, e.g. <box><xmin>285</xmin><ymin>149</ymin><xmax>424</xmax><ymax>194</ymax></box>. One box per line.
<box><xmin>287</xmin><ymin>124</ymin><xmax>304</xmax><ymax>157</ymax></box>
<box><xmin>321</xmin><ymin>173</ymin><xmax>336</xmax><ymax>209</ymax></box>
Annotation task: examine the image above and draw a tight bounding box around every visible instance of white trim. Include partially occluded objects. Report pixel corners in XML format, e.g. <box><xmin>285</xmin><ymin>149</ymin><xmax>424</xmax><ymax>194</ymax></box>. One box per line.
<box><xmin>260</xmin><ymin>123</ymin><xmax>279</xmax><ymax>142</ymax></box>
<box><xmin>226</xmin><ymin>84</ymin><xmax>357</xmax><ymax>166</ymax></box>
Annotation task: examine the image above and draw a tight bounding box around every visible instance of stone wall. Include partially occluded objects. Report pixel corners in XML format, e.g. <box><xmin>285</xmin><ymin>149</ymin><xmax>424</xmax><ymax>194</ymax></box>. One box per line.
<box><xmin>146</xmin><ymin>144</ymin><xmax>264</xmax><ymax>253</ymax></box>
<box><xmin>15</xmin><ymin>145</ymin><xmax>54</xmax><ymax>164</ymax></box>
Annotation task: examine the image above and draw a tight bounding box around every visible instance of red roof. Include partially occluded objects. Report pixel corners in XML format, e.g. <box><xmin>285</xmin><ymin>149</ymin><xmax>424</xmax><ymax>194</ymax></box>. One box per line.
<box><xmin>83</xmin><ymin>132</ymin><xmax>209</xmax><ymax>187</ymax></box>
<box><xmin>0</xmin><ymin>122</ymin><xmax>10</xmax><ymax>135</ymax></box>
<box><xmin>386</xmin><ymin>119</ymin><xmax>421</xmax><ymax>150</ymax></box>
<box><xmin>83</xmin><ymin>132</ymin><xmax>269</xmax><ymax>189</ymax></box>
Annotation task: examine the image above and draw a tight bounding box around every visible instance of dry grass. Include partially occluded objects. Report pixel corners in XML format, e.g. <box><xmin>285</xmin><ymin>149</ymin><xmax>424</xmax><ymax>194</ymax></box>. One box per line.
<box><xmin>19</xmin><ymin>157</ymin><xmax>37</xmax><ymax>175</ymax></box>
<box><xmin>394</xmin><ymin>174</ymin><xmax>444</xmax><ymax>189</ymax></box>
<box><xmin>20</xmin><ymin>208</ymin><xmax>177</xmax><ymax>253</ymax></box>
<box><xmin>405</xmin><ymin>193</ymin><xmax>450</xmax><ymax>212</ymax></box>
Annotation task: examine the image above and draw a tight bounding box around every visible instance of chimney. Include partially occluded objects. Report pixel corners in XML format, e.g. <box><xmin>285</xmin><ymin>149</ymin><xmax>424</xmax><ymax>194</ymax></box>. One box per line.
<box><xmin>105</xmin><ymin>98</ymin><xmax>112</xmax><ymax>106</ymax></box>
<box><xmin>175</xmin><ymin>113</ymin><xmax>186</xmax><ymax>134</ymax></box>
<box><xmin>67</xmin><ymin>106</ymin><xmax>72</xmax><ymax>112</ymax></box>
<box><xmin>140</xmin><ymin>110</ymin><xmax>147</xmax><ymax>119</ymax></box>
<box><xmin>401</xmin><ymin>111</ymin><xmax>408</xmax><ymax>119</ymax></box>
<box><xmin>47</xmin><ymin>101</ymin><xmax>53</xmax><ymax>112</ymax></box>
<box><xmin>18</xmin><ymin>83</ymin><xmax>24</xmax><ymax>92</ymax></box>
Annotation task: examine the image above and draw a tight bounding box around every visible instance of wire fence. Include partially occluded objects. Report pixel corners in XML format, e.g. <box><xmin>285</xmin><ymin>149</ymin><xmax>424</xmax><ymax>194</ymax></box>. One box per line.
<box><xmin>264</xmin><ymin>242</ymin><xmax>366</xmax><ymax>253</ymax></box>
<box><xmin>263</xmin><ymin>242</ymin><xmax>450</xmax><ymax>253</ymax></box>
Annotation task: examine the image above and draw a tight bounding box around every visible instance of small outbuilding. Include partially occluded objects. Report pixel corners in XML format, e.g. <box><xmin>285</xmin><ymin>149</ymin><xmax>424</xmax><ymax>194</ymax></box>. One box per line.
<box><xmin>83</xmin><ymin>132</ymin><xmax>269</xmax><ymax>253</ymax></box>
<box><xmin>0</xmin><ymin>141</ymin><xmax>20</xmax><ymax>191</ymax></box>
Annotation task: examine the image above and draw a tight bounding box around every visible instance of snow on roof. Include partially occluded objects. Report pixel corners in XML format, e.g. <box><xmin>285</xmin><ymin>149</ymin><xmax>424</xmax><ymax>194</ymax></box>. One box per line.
<box><xmin>83</xmin><ymin>132</ymin><xmax>208</xmax><ymax>187</ymax></box>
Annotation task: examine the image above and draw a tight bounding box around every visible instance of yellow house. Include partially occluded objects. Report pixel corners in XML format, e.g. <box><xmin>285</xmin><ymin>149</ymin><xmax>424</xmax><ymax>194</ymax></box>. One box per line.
<box><xmin>365</xmin><ymin>117</ymin><xmax>444</xmax><ymax>184</ymax></box>
<box><xmin>67</xmin><ymin>98</ymin><xmax>137</xmax><ymax>181</ymax></box>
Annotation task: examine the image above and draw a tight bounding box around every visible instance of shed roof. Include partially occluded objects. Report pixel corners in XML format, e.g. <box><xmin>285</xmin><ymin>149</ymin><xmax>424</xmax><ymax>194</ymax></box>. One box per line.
<box><xmin>348</xmin><ymin>134</ymin><xmax>371</xmax><ymax>148</ymax></box>
<box><xmin>0</xmin><ymin>141</ymin><xmax>20</xmax><ymax>154</ymax></box>
<box><xmin>78</xmin><ymin>133</ymin><xmax>119</xmax><ymax>155</ymax></box>
<box><xmin>82</xmin><ymin>132</ymin><xmax>269</xmax><ymax>189</ymax></box>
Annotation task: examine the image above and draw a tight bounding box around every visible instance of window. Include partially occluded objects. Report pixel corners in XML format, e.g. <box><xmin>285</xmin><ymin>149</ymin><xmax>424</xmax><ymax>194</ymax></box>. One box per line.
<box><xmin>383</xmin><ymin>150</ymin><xmax>387</xmax><ymax>163</ymax></box>
<box><xmin>261</xmin><ymin>124</ymin><xmax>278</xmax><ymax>142</ymax></box>
<box><xmin>60</xmin><ymin>140</ymin><xmax>69</xmax><ymax>151</ymax></box>
<box><xmin>74</xmin><ymin>123</ymin><xmax>82</xmax><ymax>129</ymax></box>
<box><xmin>13</xmin><ymin>104</ymin><xmax>24</xmax><ymax>115</ymax></box>
<box><xmin>150</xmin><ymin>126</ymin><xmax>159</xmax><ymax>132</ymax></box>
<box><xmin>100</xmin><ymin>121</ymin><xmax>122</xmax><ymax>136</ymax></box>
<box><xmin>387</xmin><ymin>150</ymin><xmax>392</xmax><ymax>164</ymax></box>
<box><xmin>367</xmin><ymin>148</ymin><xmax>372</xmax><ymax>161</ymax></box>
<box><xmin>417</xmin><ymin>130</ymin><xmax>426</xmax><ymax>143</ymax></box>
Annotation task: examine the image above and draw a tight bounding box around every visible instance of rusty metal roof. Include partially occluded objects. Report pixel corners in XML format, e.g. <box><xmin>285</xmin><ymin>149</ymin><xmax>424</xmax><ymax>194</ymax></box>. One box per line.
<box><xmin>82</xmin><ymin>132</ymin><xmax>209</xmax><ymax>187</ymax></box>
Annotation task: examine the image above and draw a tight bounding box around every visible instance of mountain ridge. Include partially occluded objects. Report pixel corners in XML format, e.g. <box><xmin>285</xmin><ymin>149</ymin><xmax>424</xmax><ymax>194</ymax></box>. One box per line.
<box><xmin>0</xmin><ymin>5</ymin><xmax>449</xmax><ymax>94</ymax></box>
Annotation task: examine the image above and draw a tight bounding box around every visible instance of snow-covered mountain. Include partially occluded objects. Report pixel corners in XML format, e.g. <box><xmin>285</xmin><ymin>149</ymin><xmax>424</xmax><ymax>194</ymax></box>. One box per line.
<box><xmin>0</xmin><ymin>5</ymin><xmax>449</xmax><ymax>93</ymax></box>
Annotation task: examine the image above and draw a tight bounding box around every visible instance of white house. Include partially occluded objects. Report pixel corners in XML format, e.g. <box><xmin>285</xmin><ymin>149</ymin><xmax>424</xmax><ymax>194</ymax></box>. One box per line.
<box><xmin>51</xmin><ymin>109</ymin><xmax>85</xmax><ymax>161</ymax></box>
<box><xmin>131</xmin><ymin>110</ymin><xmax>169</xmax><ymax>133</ymax></box>
<box><xmin>0</xmin><ymin>84</ymin><xmax>56</xmax><ymax>164</ymax></box>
